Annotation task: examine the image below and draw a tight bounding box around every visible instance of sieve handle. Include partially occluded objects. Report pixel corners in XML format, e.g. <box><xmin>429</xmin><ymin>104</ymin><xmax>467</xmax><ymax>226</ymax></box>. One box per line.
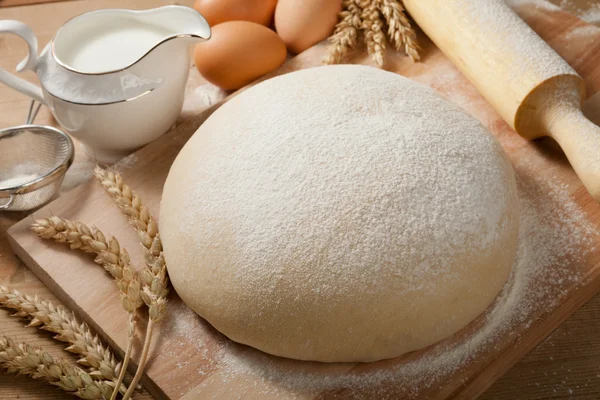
<box><xmin>0</xmin><ymin>195</ymin><xmax>15</xmax><ymax>210</ymax></box>
<box><xmin>0</xmin><ymin>20</ymin><xmax>46</xmax><ymax>105</ymax></box>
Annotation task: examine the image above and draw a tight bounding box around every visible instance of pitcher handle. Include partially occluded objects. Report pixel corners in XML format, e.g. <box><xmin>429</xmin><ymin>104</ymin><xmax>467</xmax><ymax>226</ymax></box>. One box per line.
<box><xmin>0</xmin><ymin>195</ymin><xmax>15</xmax><ymax>211</ymax></box>
<box><xmin>0</xmin><ymin>20</ymin><xmax>46</xmax><ymax>105</ymax></box>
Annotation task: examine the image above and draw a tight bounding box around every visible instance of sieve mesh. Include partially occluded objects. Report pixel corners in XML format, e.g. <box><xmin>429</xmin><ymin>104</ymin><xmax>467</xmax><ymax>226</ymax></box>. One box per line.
<box><xmin>0</xmin><ymin>125</ymin><xmax>73</xmax><ymax>211</ymax></box>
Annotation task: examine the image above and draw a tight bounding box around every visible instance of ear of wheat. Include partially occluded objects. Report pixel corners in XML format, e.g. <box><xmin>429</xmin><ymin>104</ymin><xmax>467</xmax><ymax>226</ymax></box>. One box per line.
<box><xmin>362</xmin><ymin>0</ymin><xmax>386</xmax><ymax>67</ymax></box>
<box><xmin>94</xmin><ymin>166</ymin><xmax>169</xmax><ymax>400</ymax></box>
<box><xmin>0</xmin><ymin>336</ymin><xmax>115</xmax><ymax>399</ymax></box>
<box><xmin>31</xmin><ymin>217</ymin><xmax>142</xmax><ymax>400</ymax></box>
<box><xmin>0</xmin><ymin>286</ymin><xmax>126</xmax><ymax>396</ymax></box>
<box><xmin>325</xmin><ymin>0</ymin><xmax>420</xmax><ymax>67</ymax></box>
<box><xmin>31</xmin><ymin>217</ymin><xmax>144</xmax><ymax>315</ymax></box>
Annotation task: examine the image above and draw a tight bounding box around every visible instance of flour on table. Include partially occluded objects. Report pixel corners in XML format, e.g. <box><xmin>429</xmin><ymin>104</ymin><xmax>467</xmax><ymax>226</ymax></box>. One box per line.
<box><xmin>181</xmin><ymin>83</ymin><xmax>228</xmax><ymax>116</ymax></box>
<box><xmin>162</xmin><ymin>299</ymin><xmax>212</xmax><ymax>355</ymax></box>
<box><xmin>114</xmin><ymin>153</ymin><xmax>139</xmax><ymax>170</ymax></box>
<box><xmin>559</xmin><ymin>0</ymin><xmax>600</xmax><ymax>26</ymax></box>
<box><xmin>563</xmin><ymin>24</ymin><xmax>600</xmax><ymax>41</ymax></box>
<box><xmin>506</xmin><ymin>0</ymin><xmax>561</xmax><ymax>12</ymax></box>
<box><xmin>581</xmin><ymin>4</ymin><xmax>600</xmax><ymax>25</ymax></box>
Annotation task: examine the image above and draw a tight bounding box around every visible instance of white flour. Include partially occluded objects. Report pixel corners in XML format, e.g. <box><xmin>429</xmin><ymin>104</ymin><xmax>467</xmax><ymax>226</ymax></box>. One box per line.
<box><xmin>0</xmin><ymin>174</ymin><xmax>38</xmax><ymax>189</ymax></box>
<box><xmin>506</xmin><ymin>0</ymin><xmax>561</xmax><ymax>12</ymax></box>
<box><xmin>511</xmin><ymin>0</ymin><xmax>600</xmax><ymax>27</ymax></box>
<box><xmin>114</xmin><ymin>153</ymin><xmax>139</xmax><ymax>170</ymax></box>
<box><xmin>581</xmin><ymin>4</ymin><xmax>600</xmax><ymax>25</ymax></box>
<box><xmin>563</xmin><ymin>23</ymin><xmax>600</xmax><ymax>41</ymax></box>
<box><xmin>0</xmin><ymin>164</ymin><xmax>39</xmax><ymax>189</ymax></box>
<box><xmin>559</xmin><ymin>0</ymin><xmax>600</xmax><ymax>25</ymax></box>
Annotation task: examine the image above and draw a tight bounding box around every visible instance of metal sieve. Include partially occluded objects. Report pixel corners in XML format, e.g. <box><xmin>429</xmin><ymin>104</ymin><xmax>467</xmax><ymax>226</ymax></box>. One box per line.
<box><xmin>0</xmin><ymin>105</ymin><xmax>74</xmax><ymax>211</ymax></box>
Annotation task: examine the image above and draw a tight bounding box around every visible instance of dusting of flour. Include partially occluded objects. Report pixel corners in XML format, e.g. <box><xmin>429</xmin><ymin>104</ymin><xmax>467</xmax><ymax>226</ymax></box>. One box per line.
<box><xmin>165</xmin><ymin>70</ymin><xmax>599</xmax><ymax>398</ymax></box>
<box><xmin>163</xmin><ymin>65</ymin><xmax>520</xmax><ymax>364</ymax></box>
<box><xmin>455</xmin><ymin>0</ymin><xmax>576</xmax><ymax>88</ymax></box>
<box><xmin>0</xmin><ymin>164</ymin><xmax>39</xmax><ymax>189</ymax></box>
<box><xmin>506</xmin><ymin>0</ymin><xmax>561</xmax><ymax>12</ymax></box>
<box><xmin>164</xmin><ymin>3</ymin><xmax>600</xmax><ymax>395</ymax></box>
<box><xmin>187</xmin><ymin>165</ymin><xmax>597</xmax><ymax>399</ymax></box>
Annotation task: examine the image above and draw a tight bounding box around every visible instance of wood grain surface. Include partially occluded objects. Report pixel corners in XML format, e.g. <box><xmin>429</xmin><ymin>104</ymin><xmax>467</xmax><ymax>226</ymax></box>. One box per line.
<box><xmin>0</xmin><ymin>0</ymin><xmax>62</xmax><ymax>8</ymax></box>
<box><xmin>1</xmin><ymin>0</ymin><xmax>600</xmax><ymax>399</ymax></box>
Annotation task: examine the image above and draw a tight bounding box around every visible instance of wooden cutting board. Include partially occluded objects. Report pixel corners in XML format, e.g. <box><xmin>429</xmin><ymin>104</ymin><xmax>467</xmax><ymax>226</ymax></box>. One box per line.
<box><xmin>7</xmin><ymin>3</ymin><xmax>600</xmax><ymax>399</ymax></box>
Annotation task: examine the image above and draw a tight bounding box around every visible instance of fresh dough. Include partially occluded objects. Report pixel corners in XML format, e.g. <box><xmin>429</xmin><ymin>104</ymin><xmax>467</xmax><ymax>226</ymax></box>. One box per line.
<box><xmin>160</xmin><ymin>65</ymin><xmax>519</xmax><ymax>362</ymax></box>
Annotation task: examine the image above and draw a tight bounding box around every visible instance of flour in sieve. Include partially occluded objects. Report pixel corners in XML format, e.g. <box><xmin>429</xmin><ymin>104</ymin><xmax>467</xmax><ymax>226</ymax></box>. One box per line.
<box><xmin>0</xmin><ymin>164</ymin><xmax>40</xmax><ymax>189</ymax></box>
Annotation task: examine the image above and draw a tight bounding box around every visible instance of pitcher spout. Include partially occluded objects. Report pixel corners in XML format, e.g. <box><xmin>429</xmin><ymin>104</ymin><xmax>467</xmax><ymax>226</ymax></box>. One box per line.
<box><xmin>140</xmin><ymin>5</ymin><xmax>211</xmax><ymax>44</ymax></box>
<box><xmin>51</xmin><ymin>5</ymin><xmax>210</xmax><ymax>76</ymax></box>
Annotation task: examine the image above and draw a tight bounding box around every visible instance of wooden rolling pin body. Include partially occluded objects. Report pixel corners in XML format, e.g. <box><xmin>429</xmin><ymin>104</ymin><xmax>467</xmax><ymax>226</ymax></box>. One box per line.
<box><xmin>404</xmin><ymin>0</ymin><xmax>600</xmax><ymax>200</ymax></box>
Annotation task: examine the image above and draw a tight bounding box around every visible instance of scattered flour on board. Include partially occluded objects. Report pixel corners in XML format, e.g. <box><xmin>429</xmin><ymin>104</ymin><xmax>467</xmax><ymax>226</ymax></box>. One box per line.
<box><xmin>581</xmin><ymin>4</ymin><xmax>600</xmax><ymax>25</ymax></box>
<box><xmin>559</xmin><ymin>0</ymin><xmax>600</xmax><ymax>25</ymax></box>
<box><xmin>181</xmin><ymin>83</ymin><xmax>228</xmax><ymax>116</ymax></box>
<box><xmin>563</xmin><ymin>24</ymin><xmax>600</xmax><ymax>41</ymax></box>
<box><xmin>197</xmin><ymin>164</ymin><xmax>598</xmax><ymax>399</ymax></box>
<box><xmin>114</xmin><ymin>153</ymin><xmax>139</xmax><ymax>170</ymax></box>
<box><xmin>162</xmin><ymin>299</ymin><xmax>212</xmax><ymax>356</ymax></box>
<box><xmin>506</xmin><ymin>0</ymin><xmax>562</xmax><ymax>11</ymax></box>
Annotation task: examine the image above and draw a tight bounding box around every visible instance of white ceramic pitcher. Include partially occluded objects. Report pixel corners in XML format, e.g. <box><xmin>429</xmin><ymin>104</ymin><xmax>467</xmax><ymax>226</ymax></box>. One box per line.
<box><xmin>0</xmin><ymin>6</ymin><xmax>210</xmax><ymax>162</ymax></box>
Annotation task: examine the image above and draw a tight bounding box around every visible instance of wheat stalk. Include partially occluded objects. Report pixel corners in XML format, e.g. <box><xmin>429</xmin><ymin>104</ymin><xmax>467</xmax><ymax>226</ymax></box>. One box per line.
<box><xmin>94</xmin><ymin>166</ymin><xmax>169</xmax><ymax>399</ymax></box>
<box><xmin>380</xmin><ymin>0</ymin><xmax>420</xmax><ymax>61</ymax></box>
<box><xmin>0</xmin><ymin>285</ymin><xmax>127</xmax><ymax>396</ymax></box>
<box><xmin>31</xmin><ymin>216</ymin><xmax>141</xmax><ymax>400</ymax></box>
<box><xmin>0</xmin><ymin>336</ymin><xmax>115</xmax><ymax>399</ymax></box>
<box><xmin>325</xmin><ymin>0</ymin><xmax>420</xmax><ymax>66</ymax></box>
<box><xmin>323</xmin><ymin>0</ymin><xmax>362</xmax><ymax>64</ymax></box>
<box><xmin>32</xmin><ymin>217</ymin><xmax>144</xmax><ymax>315</ymax></box>
<box><xmin>362</xmin><ymin>0</ymin><xmax>386</xmax><ymax>67</ymax></box>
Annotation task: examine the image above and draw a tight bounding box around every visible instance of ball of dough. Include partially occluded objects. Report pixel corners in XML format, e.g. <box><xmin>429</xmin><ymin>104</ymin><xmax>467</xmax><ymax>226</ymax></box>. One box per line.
<box><xmin>160</xmin><ymin>65</ymin><xmax>519</xmax><ymax>362</ymax></box>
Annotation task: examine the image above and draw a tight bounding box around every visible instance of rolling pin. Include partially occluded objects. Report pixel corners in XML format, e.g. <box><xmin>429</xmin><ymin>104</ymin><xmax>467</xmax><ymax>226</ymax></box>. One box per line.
<box><xmin>403</xmin><ymin>0</ymin><xmax>600</xmax><ymax>201</ymax></box>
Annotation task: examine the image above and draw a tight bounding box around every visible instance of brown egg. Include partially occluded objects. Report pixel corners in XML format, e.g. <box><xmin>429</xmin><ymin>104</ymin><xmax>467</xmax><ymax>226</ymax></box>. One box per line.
<box><xmin>275</xmin><ymin>0</ymin><xmax>342</xmax><ymax>54</ymax></box>
<box><xmin>193</xmin><ymin>0</ymin><xmax>278</xmax><ymax>27</ymax></box>
<box><xmin>194</xmin><ymin>21</ymin><xmax>287</xmax><ymax>90</ymax></box>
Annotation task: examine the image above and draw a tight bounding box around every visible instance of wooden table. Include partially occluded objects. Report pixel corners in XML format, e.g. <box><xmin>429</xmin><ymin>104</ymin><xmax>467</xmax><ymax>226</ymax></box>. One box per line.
<box><xmin>1</xmin><ymin>0</ymin><xmax>600</xmax><ymax>398</ymax></box>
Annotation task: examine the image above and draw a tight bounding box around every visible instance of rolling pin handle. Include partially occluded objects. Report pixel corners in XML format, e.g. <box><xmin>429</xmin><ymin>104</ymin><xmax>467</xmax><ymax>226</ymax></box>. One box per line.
<box><xmin>547</xmin><ymin>108</ymin><xmax>600</xmax><ymax>202</ymax></box>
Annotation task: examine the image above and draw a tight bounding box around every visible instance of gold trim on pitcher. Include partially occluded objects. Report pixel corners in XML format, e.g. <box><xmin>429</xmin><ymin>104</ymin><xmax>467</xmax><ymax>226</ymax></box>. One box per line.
<box><xmin>50</xmin><ymin>6</ymin><xmax>210</xmax><ymax>76</ymax></box>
